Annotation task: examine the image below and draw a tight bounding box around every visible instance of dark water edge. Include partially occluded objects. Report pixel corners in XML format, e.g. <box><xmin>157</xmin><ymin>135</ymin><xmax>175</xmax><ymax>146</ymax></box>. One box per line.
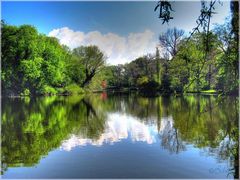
<box><xmin>1</xmin><ymin>93</ymin><xmax>239</xmax><ymax>179</ymax></box>
<box><xmin>2</xmin><ymin>86</ymin><xmax>239</xmax><ymax>98</ymax></box>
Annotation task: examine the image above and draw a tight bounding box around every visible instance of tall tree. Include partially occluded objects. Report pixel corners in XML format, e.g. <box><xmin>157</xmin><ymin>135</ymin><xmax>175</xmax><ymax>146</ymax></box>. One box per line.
<box><xmin>159</xmin><ymin>27</ymin><xmax>184</xmax><ymax>58</ymax></box>
<box><xmin>1</xmin><ymin>23</ymin><xmax>68</xmax><ymax>95</ymax></box>
<box><xmin>72</xmin><ymin>46</ymin><xmax>106</xmax><ymax>87</ymax></box>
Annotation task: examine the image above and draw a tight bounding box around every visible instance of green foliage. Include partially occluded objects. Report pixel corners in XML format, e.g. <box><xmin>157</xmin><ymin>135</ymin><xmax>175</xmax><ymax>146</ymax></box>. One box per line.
<box><xmin>38</xmin><ymin>85</ymin><xmax>57</xmax><ymax>95</ymax></box>
<box><xmin>1</xmin><ymin>20</ymin><xmax>238</xmax><ymax>95</ymax></box>
<box><xmin>72</xmin><ymin>46</ymin><xmax>106</xmax><ymax>87</ymax></box>
<box><xmin>214</xmin><ymin>20</ymin><xmax>239</xmax><ymax>94</ymax></box>
<box><xmin>66</xmin><ymin>55</ymin><xmax>85</xmax><ymax>86</ymax></box>
<box><xmin>1</xmin><ymin>24</ymin><xmax>39</xmax><ymax>95</ymax></box>
<box><xmin>65</xmin><ymin>84</ymin><xmax>85</xmax><ymax>95</ymax></box>
<box><xmin>102</xmin><ymin>23</ymin><xmax>238</xmax><ymax>95</ymax></box>
<box><xmin>1</xmin><ymin>23</ymin><xmax>69</xmax><ymax>95</ymax></box>
<box><xmin>1</xmin><ymin>23</ymin><xmax>104</xmax><ymax>96</ymax></box>
<box><xmin>137</xmin><ymin>76</ymin><xmax>149</xmax><ymax>86</ymax></box>
<box><xmin>40</xmin><ymin>37</ymin><xmax>69</xmax><ymax>88</ymax></box>
<box><xmin>20</xmin><ymin>89</ymin><xmax>31</xmax><ymax>96</ymax></box>
<box><xmin>19</xmin><ymin>57</ymin><xmax>44</xmax><ymax>92</ymax></box>
<box><xmin>135</xmin><ymin>76</ymin><xmax>159</xmax><ymax>95</ymax></box>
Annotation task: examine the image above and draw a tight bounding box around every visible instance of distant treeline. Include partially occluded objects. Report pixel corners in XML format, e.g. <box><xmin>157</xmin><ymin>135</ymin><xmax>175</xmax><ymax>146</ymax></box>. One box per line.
<box><xmin>1</xmin><ymin>13</ymin><xmax>238</xmax><ymax>96</ymax></box>
<box><xmin>104</xmin><ymin>17</ymin><xmax>238</xmax><ymax>95</ymax></box>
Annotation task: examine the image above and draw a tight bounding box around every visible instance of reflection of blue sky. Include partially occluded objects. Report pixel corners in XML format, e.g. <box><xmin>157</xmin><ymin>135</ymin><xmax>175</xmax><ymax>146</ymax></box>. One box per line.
<box><xmin>61</xmin><ymin>112</ymin><xmax>174</xmax><ymax>151</ymax></box>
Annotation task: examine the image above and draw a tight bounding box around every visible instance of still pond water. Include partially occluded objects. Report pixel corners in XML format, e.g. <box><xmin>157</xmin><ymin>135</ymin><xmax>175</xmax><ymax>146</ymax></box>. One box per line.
<box><xmin>1</xmin><ymin>93</ymin><xmax>239</xmax><ymax>178</ymax></box>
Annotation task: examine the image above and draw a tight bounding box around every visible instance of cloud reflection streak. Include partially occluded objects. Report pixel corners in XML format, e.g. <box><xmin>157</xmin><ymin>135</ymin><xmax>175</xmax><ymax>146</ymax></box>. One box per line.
<box><xmin>61</xmin><ymin>113</ymin><xmax>175</xmax><ymax>151</ymax></box>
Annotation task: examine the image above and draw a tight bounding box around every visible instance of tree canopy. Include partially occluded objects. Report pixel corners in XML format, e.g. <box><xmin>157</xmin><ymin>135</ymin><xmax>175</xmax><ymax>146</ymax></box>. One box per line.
<box><xmin>1</xmin><ymin>22</ymin><xmax>106</xmax><ymax>96</ymax></box>
<box><xmin>1</xmin><ymin>1</ymin><xmax>238</xmax><ymax>96</ymax></box>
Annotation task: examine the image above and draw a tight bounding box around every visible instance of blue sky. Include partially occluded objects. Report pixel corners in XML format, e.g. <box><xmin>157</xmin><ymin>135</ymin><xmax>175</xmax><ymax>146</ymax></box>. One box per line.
<box><xmin>2</xmin><ymin>1</ymin><xmax>231</xmax><ymax>64</ymax></box>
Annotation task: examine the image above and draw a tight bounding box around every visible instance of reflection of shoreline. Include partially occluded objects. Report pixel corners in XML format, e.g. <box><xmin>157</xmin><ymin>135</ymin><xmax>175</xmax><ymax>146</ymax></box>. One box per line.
<box><xmin>61</xmin><ymin>113</ymin><xmax>174</xmax><ymax>151</ymax></box>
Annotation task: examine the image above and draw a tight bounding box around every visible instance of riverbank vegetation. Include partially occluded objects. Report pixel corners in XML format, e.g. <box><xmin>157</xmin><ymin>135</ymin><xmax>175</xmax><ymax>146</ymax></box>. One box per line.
<box><xmin>1</xmin><ymin>21</ymin><xmax>106</xmax><ymax>96</ymax></box>
<box><xmin>104</xmin><ymin>18</ymin><xmax>238</xmax><ymax>95</ymax></box>
<box><xmin>1</xmin><ymin>2</ymin><xmax>238</xmax><ymax>96</ymax></box>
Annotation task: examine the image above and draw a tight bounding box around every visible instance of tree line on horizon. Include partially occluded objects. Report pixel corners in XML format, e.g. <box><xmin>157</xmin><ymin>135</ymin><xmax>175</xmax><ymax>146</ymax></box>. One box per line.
<box><xmin>105</xmin><ymin>21</ymin><xmax>238</xmax><ymax>95</ymax></box>
<box><xmin>1</xmin><ymin>5</ymin><xmax>238</xmax><ymax>96</ymax></box>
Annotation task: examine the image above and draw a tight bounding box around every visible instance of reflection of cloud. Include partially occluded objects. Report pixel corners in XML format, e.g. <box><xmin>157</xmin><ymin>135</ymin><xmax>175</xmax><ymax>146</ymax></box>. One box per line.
<box><xmin>61</xmin><ymin>113</ymin><xmax>156</xmax><ymax>151</ymax></box>
<box><xmin>129</xmin><ymin>120</ymin><xmax>154</xmax><ymax>144</ymax></box>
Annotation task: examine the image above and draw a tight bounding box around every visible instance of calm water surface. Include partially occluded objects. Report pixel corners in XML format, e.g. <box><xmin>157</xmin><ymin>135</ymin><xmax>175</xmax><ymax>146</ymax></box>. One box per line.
<box><xmin>1</xmin><ymin>93</ymin><xmax>239</xmax><ymax>178</ymax></box>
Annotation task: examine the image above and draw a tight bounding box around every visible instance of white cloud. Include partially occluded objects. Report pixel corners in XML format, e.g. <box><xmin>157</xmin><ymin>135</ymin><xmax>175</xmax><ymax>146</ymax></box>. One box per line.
<box><xmin>48</xmin><ymin>27</ymin><xmax>157</xmax><ymax>65</ymax></box>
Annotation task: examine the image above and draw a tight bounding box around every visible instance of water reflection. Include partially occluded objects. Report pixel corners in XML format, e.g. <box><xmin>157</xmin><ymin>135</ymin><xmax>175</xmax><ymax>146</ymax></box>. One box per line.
<box><xmin>61</xmin><ymin>113</ymin><xmax>156</xmax><ymax>151</ymax></box>
<box><xmin>1</xmin><ymin>93</ymin><xmax>239</xmax><ymax>178</ymax></box>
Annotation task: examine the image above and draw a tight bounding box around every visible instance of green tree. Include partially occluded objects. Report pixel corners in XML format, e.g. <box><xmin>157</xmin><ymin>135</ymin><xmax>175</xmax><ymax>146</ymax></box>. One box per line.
<box><xmin>1</xmin><ymin>24</ymin><xmax>39</xmax><ymax>95</ymax></box>
<box><xmin>1</xmin><ymin>23</ymin><xmax>69</xmax><ymax>95</ymax></box>
<box><xmin>72</xmin><ymin>46</ymin><xmax>106</xmax><ymax>87</ymax></box>
<box><xmin>214</xmin><ymin>19</ymin><xmax>239</xmax><ymax>94</ymax></box>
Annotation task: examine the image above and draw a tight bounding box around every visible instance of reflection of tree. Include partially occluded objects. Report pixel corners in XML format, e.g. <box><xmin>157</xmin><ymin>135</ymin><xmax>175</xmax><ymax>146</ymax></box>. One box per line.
<box><xmin>2</xmin><ymin>94</ymin><xmax>238</xmax><ymax>178</ymax></box>
<box><xmin>1</xmin><ymin>95</ymin><xmax>107</xmax><ymax>173</ymax></box>
<box><xmin>168</xmin><ymin>95</ymin><xmax>238</xmax><ymax>178</ymax></box>
<box><xmin>79</xmin><ymin>98</ymin><xmax>106</xmax><ymax>140</ymax></box>
<box><xmin>100</xmin><ymin>94</ymin><xmax>238</xmax><ymax>177</ymax></box>
<box><xmin>160</xmin><ymin>119</ymin><xmax>186</xmax><ymax>154</ymax></box>
<box><xmin>79</xmin><ymin>94</ymin><xmax>239</xmax><ymax>177</ymax></box>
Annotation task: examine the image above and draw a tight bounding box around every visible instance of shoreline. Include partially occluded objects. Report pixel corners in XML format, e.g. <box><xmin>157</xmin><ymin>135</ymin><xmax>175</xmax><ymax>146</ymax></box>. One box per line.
<box><xmin>1</xmin><ymin>90</ymin><xmax>238</xmax><ymax>98</ymax></box>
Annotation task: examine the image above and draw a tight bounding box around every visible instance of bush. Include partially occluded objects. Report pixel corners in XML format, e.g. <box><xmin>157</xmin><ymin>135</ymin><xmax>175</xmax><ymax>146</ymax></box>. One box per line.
<box><xmin>38</xmin><ymin>85</ymin><xmax>57</xmax><ymax>95</ymax></box>
<box><xmin>137</xmin><ymin>76</ymin><xmax>149</xmax><ymax>86</ymax></box>
<box><xmin>20</xmin><ymin>89</ymin><xmax>31</xmax><ymax>96</ymax></box>
<box><xmin>57</xmin><ymin>87</ymin><xmax>65</xmax><ymax>94</ymax></box>
<box><xmin>65</xmin><ymin>84</ymin><xmax>84</xmax><ymax>95</ymax></box>
<box><xmin>138</xmin><ymin>79</ymin><xmax>159</xmax><ymax>95</ymax></box>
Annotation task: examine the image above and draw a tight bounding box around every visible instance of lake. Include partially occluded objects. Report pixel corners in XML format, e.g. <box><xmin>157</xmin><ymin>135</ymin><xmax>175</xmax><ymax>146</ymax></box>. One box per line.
<box><xmin>1</xmin><ymin>93</ymin><xmax>239</xmax><ymax>179</ymax></box>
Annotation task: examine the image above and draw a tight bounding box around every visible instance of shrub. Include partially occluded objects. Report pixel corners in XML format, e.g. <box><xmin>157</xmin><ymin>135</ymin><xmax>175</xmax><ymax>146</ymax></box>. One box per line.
<box><xmin>137</xmin><ymin>76</ymin><xmax>149</xmax><ymax>86</ymax></box>
<box><xmin>137</xmin><ymin>78</ymin><xmax>159</xmax><ymax>96</ymax></box>
<box><xmin>20</xmin><ymin>89</ymin><xmax>31</xmax><ymax>96</ymax></box>
<box><xmin>38</xmin><ymin>85</ymin><xmax>57</xmax><ymax>95</ymax></box>
<box><xmin>57</xmin><ymin>87</ymin><xmax>65</xmax><ymax>94</ymax></box>
<box><xmin>65</xmin><ymin>84</ymin><xmax>84</xmax><ymax>95</ymax></box>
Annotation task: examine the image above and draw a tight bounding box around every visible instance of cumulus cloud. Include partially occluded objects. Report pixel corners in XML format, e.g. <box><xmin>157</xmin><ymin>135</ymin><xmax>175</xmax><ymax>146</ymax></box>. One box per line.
<box><xmin>48</xmin><ymin>27</ymin><xmax>157</xmax><ymax>65</ymax></box>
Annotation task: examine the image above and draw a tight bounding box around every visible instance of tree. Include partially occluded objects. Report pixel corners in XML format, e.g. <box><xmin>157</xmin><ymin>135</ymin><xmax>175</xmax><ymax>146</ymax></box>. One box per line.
<box><xmin>1</xmin><ymin>23</ymin><xmax>69</xmax><ymax>95</ymax></box>
<box><xmin>159</xmin><ymin>27</ymin><xmax>184</xmax><ymax>58</ymax></box>
<box><xmin>19</xmin><ymin>57</ymin><xmax>44</xmax><ymax>93</ymax></box>
<box><xmin>66</xmin><ymin>52</ymin><xmax>85</xmax><ymax>86</ymax></box>
<box><xmin>1</xmin><ymin>23</ymin><xmax>39</xmax><ymax>95</ymax></box>
<box><xmin>155</xmin><ymin>0</ymin><xmax>239</xmax><ymax>95</ymax></box>
<box><xmin>230</xmin><ymin>1</ymin><xmax>239</xmax><ymax>43</ymax></box>
<box><xmin>72</xmin><ymin>46</ymin><xmax>106</xmax><ymax>87</ymax></box>
<box><xmin>154</xmin><ymin>1</ymin><xmax>173</xmax><ymax>24</ymax></box>
<box><xmin>214</xmin><ymin>19</ymin><xmax>239</xmax><ymax>94</ymax></box>
<box><xmin>155</xmin><ymin>47</ymin><xmax>161</xmax><ymax>84</ymax></box>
